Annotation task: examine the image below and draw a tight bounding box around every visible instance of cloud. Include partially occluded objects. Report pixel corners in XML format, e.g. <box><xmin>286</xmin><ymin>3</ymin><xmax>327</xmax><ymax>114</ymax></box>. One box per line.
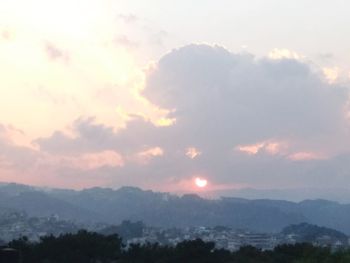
<box><xmin>115</xmin><ymin>13</ymin><xmax>169</xmax><ymax>61</ymax></box>
<box><xmin>186</xmin><ymin>147</ymin><xmax>201</xmax><ymax>159</ymax></box>
<box><xmin>288</xmin><ymin>151</ymin><xmax>325</xmax><ymax>161</ymax></box>
<box><xmin>45</xmin><ymin>42</ymin><xmax>70</xmax><ymax>63</ymax></box>
<box><xmin>323</xmin><ymin>67</ymin><xmax>340</xmax><ymax>83</ymax></box>
<box><xmin>133</xmin><ymin>147</ymin><xmax>164</xmax><ymax>165</ymax></box>
<box><xmin>35</xmin><ymin>116</ymin><xmax>165</xmax><ymax>155</ymax></box>
<box><xmin>143</xmin><ymin>45</ymin><xmax>348</xmax><ymax>148</ymax></box>
<box><xmin>268</xmin><ymin>48</ymin><xmax>303</xmax><ymax>60</ymax></box>
<box><xmin>14</xmin><ymin>44</ymin><xmax>350</xmax><ymax>190</ymax></box>
<box><xmin>0</xmin><ymin>123</ymin><xmax>126</xmax><ymax>188</ymax></box>
<box><xmin>65</xmin><ymin>150</ymin><xmax>124</xmax><ymax>170</ymax></box>
<box><xmin>0</xmin><ymin>125</ymin><xmax>38</xmax><ymax>173</ymax></box>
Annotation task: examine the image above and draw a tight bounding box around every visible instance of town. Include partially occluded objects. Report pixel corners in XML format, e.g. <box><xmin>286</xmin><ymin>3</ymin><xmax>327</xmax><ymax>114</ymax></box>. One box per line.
<box><xmin>127</xmin><ymin>225</ymin><xmax>348</xmax><ymax>251</ymax></box>
<box><xmin>1</xmin><ymin>210</ymin><xmax>348</xmax><ymax>251</ymax></box>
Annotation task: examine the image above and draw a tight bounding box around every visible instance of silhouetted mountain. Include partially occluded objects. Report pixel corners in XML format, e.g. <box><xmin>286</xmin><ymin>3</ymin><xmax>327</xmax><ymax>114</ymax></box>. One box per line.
<box><xmin>2</xmin><ymin>183</ymin><xmax>350</xmax><ymax>234</ymax></box>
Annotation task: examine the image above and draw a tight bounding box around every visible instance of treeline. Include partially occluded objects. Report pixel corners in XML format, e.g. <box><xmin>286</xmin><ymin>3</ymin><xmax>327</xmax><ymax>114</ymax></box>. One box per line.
<box><xmin>3</xmin><ymin>230</ymin><xmax>350</xmax><ymax>263</ymax></box>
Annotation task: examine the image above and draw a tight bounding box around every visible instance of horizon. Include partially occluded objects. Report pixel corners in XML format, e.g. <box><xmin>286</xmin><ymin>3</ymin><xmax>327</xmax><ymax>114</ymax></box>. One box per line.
<box><xmin>2</xmin><ymin>181</ymin><xmax>350</xmax><ymax>204</ymax></box>
<box><xmin>1</xmin><ymin>0</ymin><xmax>350</xmax><ymax>196</ymax></box>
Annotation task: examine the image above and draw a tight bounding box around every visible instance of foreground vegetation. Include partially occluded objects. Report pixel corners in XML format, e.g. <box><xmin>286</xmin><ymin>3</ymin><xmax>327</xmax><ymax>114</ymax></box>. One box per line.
<box><xmin>3</xmin><ymin>230</ymin><xmax>350</xmax><ymax>263</ymax></box>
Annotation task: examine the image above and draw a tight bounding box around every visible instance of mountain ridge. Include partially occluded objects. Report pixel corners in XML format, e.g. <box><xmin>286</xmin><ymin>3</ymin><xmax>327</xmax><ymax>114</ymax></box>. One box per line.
<box><xmin>1</xmin><ymin>183</ymin><xmax>350</xmax><ymax>234</ymax></box>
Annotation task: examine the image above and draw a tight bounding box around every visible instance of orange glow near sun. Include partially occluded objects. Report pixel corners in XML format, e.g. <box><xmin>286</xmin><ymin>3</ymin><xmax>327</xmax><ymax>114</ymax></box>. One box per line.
<box><xmin>195</xmin><ymin>177</ymin><xmax>208</xmax><ymax>188</ymax></box>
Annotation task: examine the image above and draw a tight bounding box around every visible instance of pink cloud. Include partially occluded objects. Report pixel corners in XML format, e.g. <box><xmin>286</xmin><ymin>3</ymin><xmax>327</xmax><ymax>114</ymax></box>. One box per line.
<box><xmin>236</xmin><ymin>140</ymin><xmax>288</xmax><ymax>156</ymax></box>
<box><xmin>186</xmin><ymin>147</ymin><xmax>201</xmax><ymax>159</ymax></box>
<box><xmin>288</xmin><ymin>152</ymin><xmax>325</xmax><ymax>161</ymax></box>
<box><xmin>236</xmin><ymin>140</ymin><xmax>326</xmax><ymax>162</ymax></box>
<box><xmin>133</xmin><ymin>147</ymin><xmax>164</xmax><ymax>164</ymax></box>
<box><xmin>236</xmin><ymin>143</ymin><xmax>265</xmax><ymax>155</ymax></box>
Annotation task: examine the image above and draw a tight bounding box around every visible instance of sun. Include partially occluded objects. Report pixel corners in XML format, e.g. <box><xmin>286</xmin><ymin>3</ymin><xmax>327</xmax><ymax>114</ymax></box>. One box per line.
<box><xmin>195</xmin><ymin>177</ymin><xmax>208</xmax><ymax>188</ymax></box>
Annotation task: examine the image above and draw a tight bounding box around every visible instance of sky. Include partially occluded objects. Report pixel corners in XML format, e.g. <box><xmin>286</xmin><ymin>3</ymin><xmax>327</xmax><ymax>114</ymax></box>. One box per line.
<box><xmin>1</xmin><ymin>0</ymin><xmax>350</xmax><ymax>193</ymax></box>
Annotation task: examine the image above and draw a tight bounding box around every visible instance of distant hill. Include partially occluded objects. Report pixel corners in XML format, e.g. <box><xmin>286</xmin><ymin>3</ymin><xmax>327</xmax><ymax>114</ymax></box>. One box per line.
<box><xmin>282</xmin><ymin>223</ymin><xmax>348</xmax><ymax>244</ymax></box>
<box><xmin>208</xmin><ymin>187</ymin><xmax>350</xmax><ymax>203</ymax></box>
<box><xmin>2</xmin><ymin>183</ymin><xmax>350</xmax><ymax>234</ymax></box>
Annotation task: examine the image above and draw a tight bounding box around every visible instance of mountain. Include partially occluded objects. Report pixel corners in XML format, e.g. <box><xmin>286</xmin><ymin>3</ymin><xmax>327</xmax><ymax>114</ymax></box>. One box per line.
<box><xmin>0</xmin><ymin>183</ymin><xmax>103</xmax><ymax>223</ymax></box>
<box><xmin>2</xmin><ymin>183</ymin><xmax>350</xmax><ymax>234</ymax></box>
<box><xmin>48</xmin><ymin>188</ymin><xmax>305</xmax><ymax>231</ymax></box>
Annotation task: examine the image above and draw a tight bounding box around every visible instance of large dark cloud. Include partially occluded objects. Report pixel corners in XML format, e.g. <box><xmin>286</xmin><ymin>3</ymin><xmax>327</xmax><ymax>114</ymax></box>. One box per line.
<box><xmin>144</xmin><ymin>45</ymin><xmax>348</xmax><ymax>147</ymax></box>
<box><xmin>34</xmin><ymin>44</ymin><xmax>350</xmax><ymax>189</ymax></box>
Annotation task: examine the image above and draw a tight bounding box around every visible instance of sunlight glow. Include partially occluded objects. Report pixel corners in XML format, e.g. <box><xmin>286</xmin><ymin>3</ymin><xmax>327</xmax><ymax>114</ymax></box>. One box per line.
<box><xmin>195</xmin><ymin>177</ymin><xmax>208</xmax><ymax>188</ymax></box>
